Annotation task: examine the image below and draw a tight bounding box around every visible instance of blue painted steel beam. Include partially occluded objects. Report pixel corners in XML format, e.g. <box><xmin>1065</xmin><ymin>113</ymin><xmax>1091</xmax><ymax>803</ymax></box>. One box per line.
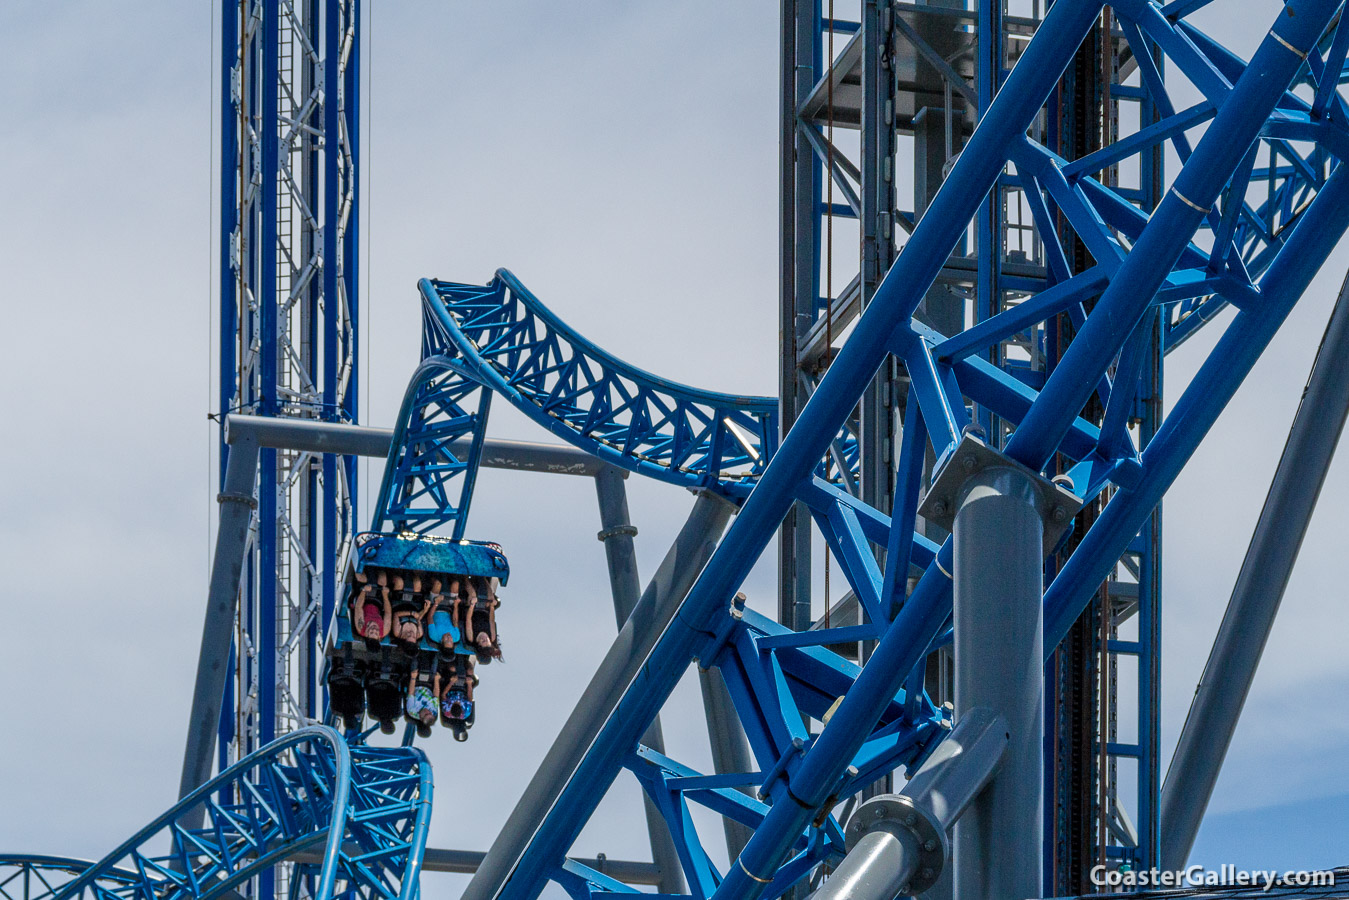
<box><xmin>446</xmin><ymin>0</ymin><xmax>1349</xmax><ymax>896</ymax></box>
<box><xmin>1045</xmin><ymin>162</ymin><xmax>1349</xmax><ymax>649</ymax></box>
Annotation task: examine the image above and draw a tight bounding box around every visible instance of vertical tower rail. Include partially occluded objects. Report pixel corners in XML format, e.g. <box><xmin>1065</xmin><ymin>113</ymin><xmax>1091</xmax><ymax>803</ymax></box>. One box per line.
<box><xmin>219</xmin><ymin>0</ymin><xmax>360</xmax><ymax>780</ymax></box>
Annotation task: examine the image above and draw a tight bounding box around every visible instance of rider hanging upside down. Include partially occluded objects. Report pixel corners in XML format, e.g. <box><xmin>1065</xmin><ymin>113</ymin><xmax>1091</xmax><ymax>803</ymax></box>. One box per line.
<box><xmin>440</xmin><ymin>655</ymin><xmax>477</xmax><ymax>740</ymax></box>
<box><xmin>423</xmin><ymin>576</ymin><xmax>462</xmax><ymax>652</ymax></box>
<box><xmin>350</xmin><ymin>569</ymin><xmax>391</xmax><ymax>649</ymax></box>
<box><xmin>465</xmin><ymin>576</ymin><xmax>503</xmax><ymax>663</ymax></box>
<box><xmin>405</xmin><ymin>662</ymin><xmax>440</xmax><ymax>739</ymax></box>
<box><xmin>389</xmin><ymin>573</ymin><xmax>430</xmax><ymax>655</ymax></box>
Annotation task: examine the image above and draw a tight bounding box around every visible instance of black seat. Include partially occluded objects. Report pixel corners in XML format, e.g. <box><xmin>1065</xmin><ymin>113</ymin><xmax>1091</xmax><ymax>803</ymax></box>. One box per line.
<box><xmin>327</xmin><ymin>657</ymin><xmax>366</xmax><ymax>731</ymax></box>
<box><xmin>365</xmin><ymin>656</ymin><xmax>403</xmax><ymax>734</ymax></box>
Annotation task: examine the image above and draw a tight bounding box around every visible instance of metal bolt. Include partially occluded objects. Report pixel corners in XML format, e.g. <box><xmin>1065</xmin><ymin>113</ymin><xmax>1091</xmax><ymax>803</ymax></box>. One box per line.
<box><xmin>904</xmin><ymin>813</ymin><xmax>917</xmax><ymax>826</ymax></box>
<box><xmin>924</xmin><ymin>839</ymin><xmax>937</xmax><ymax>852</ymax></box>
<box><xmin>960</xmin><ymin>454</ymin><xmax>977</xmax><ymax>472</ymax></box>
<box><xmin>932</xmin><ymin>500</ymin><xmax>948</xmax><ymax>517</ymax></box>
<box><xmin>1052</xmin><ymin>506</ymin><xmax>1068</xmax><ymax>524</ymax></box>
<box><xmin>920</xmin><ymin>868</ymin><xmax>934</xmax><ymax>880</ymax></box>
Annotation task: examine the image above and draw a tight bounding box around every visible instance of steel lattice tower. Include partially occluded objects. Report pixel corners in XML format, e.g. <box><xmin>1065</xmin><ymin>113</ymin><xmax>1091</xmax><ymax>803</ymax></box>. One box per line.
<box><xmin>218</xmin><ymin>0</ymin><xmax>360</xmax><ymax>771</ymax></box>
<box><xmin>779</xmin><ymin>0</ymin><xmax>1164</xmax><ymax>886</ymax></box>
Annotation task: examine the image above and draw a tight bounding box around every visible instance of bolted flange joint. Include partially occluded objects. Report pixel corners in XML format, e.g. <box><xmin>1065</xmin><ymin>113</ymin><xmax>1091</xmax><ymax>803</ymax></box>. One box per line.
<box><xmin>844</xmin><ymin>794</ymin><xmax>948</xmax><ymax>895</ymax></box>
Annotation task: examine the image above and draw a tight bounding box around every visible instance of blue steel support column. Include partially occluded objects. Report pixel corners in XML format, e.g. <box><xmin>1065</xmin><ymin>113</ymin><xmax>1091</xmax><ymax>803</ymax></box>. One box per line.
<box><xmin>320</xmin><ymin>0</ymin><xmax>340</xmax><ymax>723</ymax></box>
<box><xmin>258</xmin><ymin>2</ymin><xmax>281</xmax><ymax>780</ymax></box>
<box><xmin>477</xmin><ymin>4</ymin><xmax>1106</xmax><ymax>897</ymax></box>
<box><xmin>216</xmin><ymin>0</ymin><xmax>240</xmax><ymax>784</ymax></box>
<box><xmin>346</xmin><ymin>0</ymin><xmax>360</xmax><ymax>463</ymax></box>
<box><xmin>257</xmin><ymin>15</ymin><xmax>279</xmax><ymax>886</ymax></box>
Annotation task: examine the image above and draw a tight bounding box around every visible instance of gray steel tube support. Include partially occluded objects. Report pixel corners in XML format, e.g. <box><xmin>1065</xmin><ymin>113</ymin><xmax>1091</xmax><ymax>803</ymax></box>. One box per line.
<box><xmin>593</xmin><ymin>467</ymin><xmax>687</xmax><ymax>895</ymax></box>
<box><xmin>1159</xmin><ymin>272</ymin><xmax>1349</xmax><ymax>867</ymax></box>
<box><xmin>467</xmin><ymin>491</ymin><xmax>735</xmax><ymax>899</ymax></box>
<box><xmin>697</xmin><ymin>666</ymin><xmax>756</xmax><ymax>860</ymax></box>
<box><xmin>291</xmin><ymin>846</ymin><xmax>663</xmax><ymax>885</ymax></box>
<box><xmin>810</xmin><ymin>708</ymin><xmax>1008</xmax><ymax>900</ymax></box>
<box><xmin>224</xmin><ymin>413</ymin><xmax>607</xmax><ymax>475</ymax></box>
<box><xmin>179</xmin><ymin>428</ymin><xmax>260</xmax><ymax>814</ymax></box>
<box><xmin>953</xmin><ymin>468</ymin><xmax>1044</xmax><ymax>900</ymax></box>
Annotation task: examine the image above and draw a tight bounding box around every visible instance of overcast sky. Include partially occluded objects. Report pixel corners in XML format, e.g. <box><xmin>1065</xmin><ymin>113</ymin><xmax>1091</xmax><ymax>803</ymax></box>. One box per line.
<box><xmin>2</xmin><ymin>0</ymin><xmax>1348</xmax><ymax>889</ymax></box>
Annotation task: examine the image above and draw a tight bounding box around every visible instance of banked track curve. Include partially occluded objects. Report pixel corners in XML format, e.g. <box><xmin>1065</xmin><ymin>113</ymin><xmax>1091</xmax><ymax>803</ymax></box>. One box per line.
<box><xmin>1</xmin><ymin>727</ymin><xmax>431</xmax><ymax>900</ymax></box>
<box><xmin>373</xmin><ymin>269</ymin><xmax>860</xmax><ymax>534</ymax></box>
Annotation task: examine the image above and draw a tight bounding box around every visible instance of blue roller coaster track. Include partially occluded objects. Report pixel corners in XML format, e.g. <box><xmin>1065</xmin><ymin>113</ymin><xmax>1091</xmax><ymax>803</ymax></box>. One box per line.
<box><xmin>3</xmin><ymin>729</ymin><xmax>429</xmax><ymax>900</ymax></box>
<box><xmin>372</xmin><ymin>269</ymin><xmax>866</xmax><ymax>538</ymax></box>
<box><xmin>12</xmin><ymin>0</ymin><xmax>1349</xmax><ymax>898</ymax></box>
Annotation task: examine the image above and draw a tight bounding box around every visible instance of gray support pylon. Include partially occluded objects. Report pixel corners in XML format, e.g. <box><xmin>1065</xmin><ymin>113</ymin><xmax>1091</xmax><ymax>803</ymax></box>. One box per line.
<box><xmin>697</xmin><ymin>666</ymin><xmax>756</xmax><ymax>860</ymax></box>
<box><xmin>1159</xmin><ymin>272</ymin><xmax>1349</xmax><ymax>867</ymax></box>
<box><xmin>810</xmin><ymin>708</ymin><xmax>1008</xmax><ymax>900</ymax></box>
<box><xmin>291</xmin><ymin>847</ymin><xmax>664</xmax><ymax>885</ymax></box>
<box><xmin>222</xmin><ymin>413</ymin><xmax>606</xmax><ymax>475</ymax></box>
<box><xmin>180</xmin><ymin>427</ymin><xmax>261</xmax><ymax>813</ymax></box>
<box><xmin>952</xmin><ymin>467</ymin><xmax>1045</xmax><ymax>900</ymax></box>
<box><xmin>592</xmin><ymin>466</ymin><xmax>687</xmax><ymax>895</ymax></box>
<box><xmin>468</xmin><ymin>491</ymin><xmax>735</xmax><ymax>900</ymax></box>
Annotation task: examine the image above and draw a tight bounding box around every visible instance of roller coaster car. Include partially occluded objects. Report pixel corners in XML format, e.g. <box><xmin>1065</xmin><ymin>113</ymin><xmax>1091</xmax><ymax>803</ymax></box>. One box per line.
<box><xmin>324</xmin><ymin>531</ymin><xmax>508</xmax><ymax>735</ymax></box>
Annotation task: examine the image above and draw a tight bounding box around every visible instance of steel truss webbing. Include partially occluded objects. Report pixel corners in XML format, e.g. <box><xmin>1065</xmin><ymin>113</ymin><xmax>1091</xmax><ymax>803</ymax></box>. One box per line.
<box><xmin>220</xmin><ymin>0</ymin><xmax>360</xmax><ymax>771</ymax></box>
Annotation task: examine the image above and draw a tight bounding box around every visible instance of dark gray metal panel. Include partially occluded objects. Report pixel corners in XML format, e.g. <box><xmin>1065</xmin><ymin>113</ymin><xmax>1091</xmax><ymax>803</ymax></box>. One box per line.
<box><xmin>1159</xmin><ymin>273</ymin><xmax>1349</xmax><ymax>867</ymax></box>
